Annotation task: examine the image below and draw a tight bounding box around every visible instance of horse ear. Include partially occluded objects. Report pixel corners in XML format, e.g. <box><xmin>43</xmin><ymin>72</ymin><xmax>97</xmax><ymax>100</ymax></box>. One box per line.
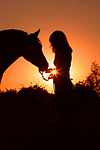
<box><xmin>33</xmin><ymin>29</ymin><xmax>40</xmax><ymax>37</ymax></box>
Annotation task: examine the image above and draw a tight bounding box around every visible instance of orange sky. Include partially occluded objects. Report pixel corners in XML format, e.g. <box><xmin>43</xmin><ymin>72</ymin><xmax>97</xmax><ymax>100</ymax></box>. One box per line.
<box><xmin>0</xmin><ymin>0</ymin><xmax>100</xmax><ymax>93</ymax></box>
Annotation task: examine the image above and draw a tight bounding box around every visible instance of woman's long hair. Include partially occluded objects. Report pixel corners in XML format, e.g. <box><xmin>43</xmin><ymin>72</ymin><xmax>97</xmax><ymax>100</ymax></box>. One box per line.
<box><xmin>49</xmin><ymin>30</ymin><xmax>72</xmax><ymax>53</ymax></box>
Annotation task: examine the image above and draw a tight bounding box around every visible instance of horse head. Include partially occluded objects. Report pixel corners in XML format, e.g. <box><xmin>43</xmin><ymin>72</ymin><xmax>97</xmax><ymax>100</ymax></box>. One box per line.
<box><xmin>0</xmin><ymin>29</ymin><xmax>48</xmax><ymax>83</ymax></box>
<box><xmin>23</xmin><ymin>29</ymin><xmax>48</xmax><ymax>72</ymax></box>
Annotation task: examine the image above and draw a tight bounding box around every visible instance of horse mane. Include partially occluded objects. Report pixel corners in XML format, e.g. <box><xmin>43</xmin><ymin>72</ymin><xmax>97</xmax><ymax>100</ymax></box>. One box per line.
<box><xmin>0</xmin><ymin>29</ymin><xmax>27</xmax><ymax>36</ymax></box>
<box><xmin>0</xmin><ymin>29</ymin><xmax>28</xmax><ymax>49</ymax></box>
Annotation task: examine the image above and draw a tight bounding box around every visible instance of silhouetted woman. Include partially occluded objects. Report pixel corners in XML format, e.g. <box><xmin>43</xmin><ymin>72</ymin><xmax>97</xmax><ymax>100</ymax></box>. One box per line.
<box><xmin>49</xmin><ymin>31</ymin><xmax>87</xmax><ymax>150</ymax></box>
<box><xmin>49</xmin><ymin>30</ymin><xmax>72</xmax><ymax>111</ymax></box>
<box><xmin>49</xmin><ymin>30</ymin><xmax>73</xmax><ymax>147</ymax></box>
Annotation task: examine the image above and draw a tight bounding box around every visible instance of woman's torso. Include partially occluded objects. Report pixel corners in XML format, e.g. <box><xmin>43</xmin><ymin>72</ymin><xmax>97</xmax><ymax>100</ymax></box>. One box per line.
<box><xmin>53</xmin><ymin>49</ymin><xmax>72</xmax><ymax>93</ymax></box>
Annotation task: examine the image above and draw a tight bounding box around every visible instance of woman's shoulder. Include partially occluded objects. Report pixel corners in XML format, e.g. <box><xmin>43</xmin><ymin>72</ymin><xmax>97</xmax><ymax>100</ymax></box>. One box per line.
<box><xmin>60</xmin><ymin>49</ymin><xmax>71</xmax><ymax>58</ymax></box>
<box><xmin>54</xmin><ymin>48</ymin><xmax>72</xmax><ymax>64</ymax></box>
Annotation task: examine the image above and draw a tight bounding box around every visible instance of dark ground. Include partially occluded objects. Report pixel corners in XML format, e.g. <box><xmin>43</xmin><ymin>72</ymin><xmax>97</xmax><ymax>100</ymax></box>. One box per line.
<box><xmin>0</xmin><ymin>84</ymin><xmax>100</xmax><ymax>150</ymax></box>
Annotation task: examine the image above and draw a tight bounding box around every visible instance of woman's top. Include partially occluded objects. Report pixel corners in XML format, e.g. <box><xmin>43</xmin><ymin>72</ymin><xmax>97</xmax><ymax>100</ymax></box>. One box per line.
<box><xmin>53</xmin><ymin>49</ymin><xmax>72</xmax><ymax>93</ymax></box>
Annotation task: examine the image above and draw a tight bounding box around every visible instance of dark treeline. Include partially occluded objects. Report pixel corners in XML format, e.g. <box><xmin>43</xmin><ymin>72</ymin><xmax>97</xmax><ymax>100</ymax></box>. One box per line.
<box><xmin>0</xmin><ymin>61</ymin><xmax>100</xmax><ymax>150</ymax></box>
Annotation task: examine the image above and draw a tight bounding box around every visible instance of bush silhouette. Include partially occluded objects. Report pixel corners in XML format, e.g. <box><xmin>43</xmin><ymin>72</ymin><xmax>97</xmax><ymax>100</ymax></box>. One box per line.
<box><xmin>70</xmin><ymin>61</ymin><xmax>100</xmax><ymax>150</ymax></box>
<box><xmin>0</xmin><ymin>85</ymin><xmax>58</xmax><ymax>150</ymax></box>
<box><xmin>0</xmin><ymin>62</ymin><xmax>100</xmax><ymax>150</ymax></box>
<box><xmin>84</xmin><ymin>61</ymin><xmax>100</xmax><ymax>96</ymax></box>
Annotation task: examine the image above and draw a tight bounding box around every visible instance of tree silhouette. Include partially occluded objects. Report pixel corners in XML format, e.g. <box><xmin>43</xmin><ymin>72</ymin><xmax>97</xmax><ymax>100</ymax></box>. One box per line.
<box><xmin>84</xmin><ymin>61</ymin><xmax>100</xmax><ymax>96</ymax></box>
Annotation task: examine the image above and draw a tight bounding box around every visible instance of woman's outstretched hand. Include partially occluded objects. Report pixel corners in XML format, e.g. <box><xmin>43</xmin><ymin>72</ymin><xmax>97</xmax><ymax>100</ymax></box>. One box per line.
<box><xmin>45</xmin><ymin>68</ymin><xmax>55</xmax><ymax>73</ymax></box>
<box><xmin>39</xmin><ymin>68</ymin><xmax>56</xmax><ymax>81</ymax></box>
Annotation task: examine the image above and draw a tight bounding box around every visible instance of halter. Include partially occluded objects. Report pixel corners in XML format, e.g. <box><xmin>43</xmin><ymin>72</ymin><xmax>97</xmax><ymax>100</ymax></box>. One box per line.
<box><xmin>39</xmin><ymin>68</ymin><xmax>55</xmax><ymax>81</ymax></box>
<box><xmin>39</xmin><ymin>71</ymin><xmax>50</xmax><ymax>81</ymax></box>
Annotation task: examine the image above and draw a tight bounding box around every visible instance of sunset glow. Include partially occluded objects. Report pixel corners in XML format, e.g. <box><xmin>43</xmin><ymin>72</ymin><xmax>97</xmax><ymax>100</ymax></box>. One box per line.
<box><xmin>0</xmin><ymin>0</ymin><xmax>100</xmax><ymax>93</ymax></box>
<box><xmin>51</xmin><ymin>70</ymin><xmax>57</xmax><ymax>75</ymax></box>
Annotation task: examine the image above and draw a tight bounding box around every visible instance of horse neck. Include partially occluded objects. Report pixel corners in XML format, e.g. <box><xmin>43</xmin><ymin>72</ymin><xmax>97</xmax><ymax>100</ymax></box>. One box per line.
<box><xmin>0</xmin><ymin>48</ymin><xmax>21</xmax><ymax>83</ymax></box>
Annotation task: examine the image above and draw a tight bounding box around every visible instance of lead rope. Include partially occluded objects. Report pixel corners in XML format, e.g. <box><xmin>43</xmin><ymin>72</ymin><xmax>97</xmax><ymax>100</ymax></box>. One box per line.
<box><xmin>39</xmin><ymin>71</ymin><xmax>54</xmax><ymax>81</ymax></box>
<box><xmin>39</xmin><ymin>71</ymin><xmax>49</xmax><ymax>81</ymax></box>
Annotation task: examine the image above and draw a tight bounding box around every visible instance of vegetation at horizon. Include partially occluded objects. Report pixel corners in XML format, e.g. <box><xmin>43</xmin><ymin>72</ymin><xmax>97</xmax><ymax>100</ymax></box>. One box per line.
<box><xmin>0</xmin><ymin>61</ymin><xmax>100</xmax><ymax>149</ymax></box>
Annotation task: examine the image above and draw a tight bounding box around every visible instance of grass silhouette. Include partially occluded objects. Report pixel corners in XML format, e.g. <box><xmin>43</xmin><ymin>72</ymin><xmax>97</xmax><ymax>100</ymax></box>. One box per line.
<box><xmin>0</xmin><ymin>62</ymin><xmax>100</xmax><ymax>150</ymax></box>
<box><xmin>0</xmin><ymin>85</ymin><xmax>58</xmax><ymax>149</ymax></box>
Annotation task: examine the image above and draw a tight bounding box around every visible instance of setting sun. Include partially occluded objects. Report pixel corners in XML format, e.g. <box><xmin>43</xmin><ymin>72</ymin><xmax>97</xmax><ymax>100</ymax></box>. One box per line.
<box><xmin>0</xmin><ymin>0</ymin><xmax>100</xmax><ymax>93</ymax></box>
<box><xmin>51</xmin><ymin>70</ymin><xmax>57</xmax><ymax>75</ymax></box>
